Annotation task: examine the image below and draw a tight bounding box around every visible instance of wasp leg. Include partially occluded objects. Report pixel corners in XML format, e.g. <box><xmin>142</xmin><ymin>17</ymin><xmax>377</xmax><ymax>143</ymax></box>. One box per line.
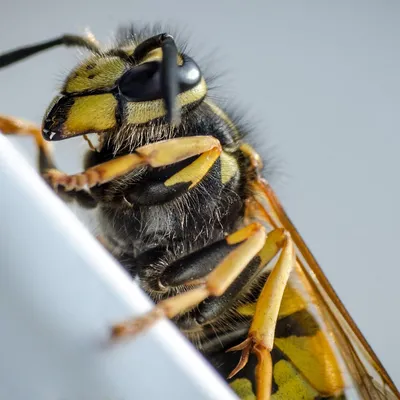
<box><xmin>227</xmin><ymin>230</ymin><xmax>295</xmax><ymax>400</ymax></box>
<box><xmin>111</xmin><ymin>222</ymin><xmax>267</xmax><ymax>337</ymax></box>
<box><xmin>0</xmin><ymin>115</ymin><xmax>97</xmax><ymax>209</ymax></box>
<box><xmin>244</xmin><ymin>197</ymin><xmax>277</xmax><ymax>228</ymax></box>
<box><xmin>0</xmin><ymin>114</ymin><xmax>52</xmax><ymax>171</ymax></box>
<box><xmin>46</xmin><ymin>136</ymin><xmax>221</xmax><ymax>191</ymax></box>
<box><xmin>111</xmin><ymin>224</ymin><xmax>292</xmax><ymax>346</ymax></box>
<box><xmin>117</xmin><ymin>246</ymin><xmax>168</xmax><ymax>280</ymax></box>
<box><xmin>158</xmin><ymin>229</ymin><xmax>286</xmax><ymax>329</ymax></box>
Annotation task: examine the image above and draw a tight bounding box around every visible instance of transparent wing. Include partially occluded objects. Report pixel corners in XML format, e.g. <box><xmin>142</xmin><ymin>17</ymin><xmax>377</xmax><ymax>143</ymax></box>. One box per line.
<box><xmin>254</xmin><ymin>178</ymin><xmax>400</xmax><ymax>400</ymax></box>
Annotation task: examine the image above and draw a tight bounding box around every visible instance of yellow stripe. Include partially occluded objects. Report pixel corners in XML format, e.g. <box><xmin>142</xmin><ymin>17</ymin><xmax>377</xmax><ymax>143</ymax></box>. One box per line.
<box><xmin>275</xmin><ymin>332</ymin><xmax>344</xmax><ymax>396</ymax></box>
<box><xmin>220</xmin><ymin>151</ymin><xmax>239</xmax><ymax>184</ymax></box>
<box><xmin>237</xmin><ymin>283</ymin><xmax>308</xmax><ymax>318</ymax></box>
<box><xmin>65</xmin><ymin>57</ymin><xmax>126</xmax><ymax>93</ymax></box>
<box><xmin>65</xmin><ymin>94</ymin><xmax>117</xmax><ymax>133</ymax></box>
<box><xmin>278</xmin><ymin>283</ymin><xmax>308</xmax><ymax>318</ymax></box>
<box><xmin>126</xmin><ymin>78</ymin><xmax>207</xmax><ymax>124</ymax></box>
<box><xmin>140</xmin><ymin>49</ymin><xmax>184</xmax><ymax>65</ymax></box>
<box><xmin>165</xmin><ymin>147</ymin><xmax>220</xmax><ymax>189</ymax></box>
<box><xmin>271</xmin><ymin>360</ymin><xmax>318</xmax><ymax>400</ymax></box>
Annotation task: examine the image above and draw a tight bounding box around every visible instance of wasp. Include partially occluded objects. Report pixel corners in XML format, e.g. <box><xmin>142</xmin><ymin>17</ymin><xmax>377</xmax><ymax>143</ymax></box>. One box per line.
<box><xmin>0</xmin><ymin>25</ymin><xmax>398</xmax><ymax>400</ymax></box>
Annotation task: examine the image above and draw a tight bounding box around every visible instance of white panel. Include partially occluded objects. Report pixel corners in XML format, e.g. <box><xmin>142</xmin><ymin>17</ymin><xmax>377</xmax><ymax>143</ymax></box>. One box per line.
<box><xmin>0</xmin><ymin>134</ymin><xmax>237</xmax><ymax>400</ymax></box>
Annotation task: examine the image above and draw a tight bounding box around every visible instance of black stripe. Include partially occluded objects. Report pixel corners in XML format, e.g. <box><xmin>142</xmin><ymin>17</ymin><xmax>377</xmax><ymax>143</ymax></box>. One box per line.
<box><xmin>275</xmin><ymin>310</ymin><xmax>319</xmax><ymax>338</ymax></box>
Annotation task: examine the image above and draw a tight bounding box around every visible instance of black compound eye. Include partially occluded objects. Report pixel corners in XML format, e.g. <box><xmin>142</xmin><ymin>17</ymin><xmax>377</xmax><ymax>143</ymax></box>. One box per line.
<box><xmin>118</xmin><ymin>62</ymin><xmax>162</xmax><ymax>102</ymax></box>
<box><xmin>117</xmin><ymin>56</ymin><xmax>203</xmax><ymax>105</ymax></box>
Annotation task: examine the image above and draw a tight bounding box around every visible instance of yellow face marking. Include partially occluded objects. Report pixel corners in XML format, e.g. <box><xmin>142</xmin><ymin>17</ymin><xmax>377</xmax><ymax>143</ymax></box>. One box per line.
<box><xmin>275</xmin><ymin>332</ymin><xmax>344</xmax><ymax>396</ymax></box>
<box><xmin>165</xmin><ymin>147</ymin><xmax>220</xmax><ymax>189</ymax></box>
<box><xmin>220</xmin><ymin>151</ymin><xmax>239</xmax><ymax>184</ymax></box>
<box><xmin>65</xmin><ymin>57</ymin><xmax>126</xmax><ymax>93</ymax></box>
<box><xmin>271</xmin><ymin>360</ymin><xmax>318</xmax><ymax>400</ymax></box>
<box><xmin>65</xmin><ymin>94</ymin><xmax>117</xmax><ymax>133</ymax></box>
<box><xmin>230</xmin><ymin>378</ymin><xmax>256</xmax><ymax>400</ymax></box>
<box><xmin>125</xmin><ymin>78</ymin><xmax>207</xmax><ymax>124</ymax></box>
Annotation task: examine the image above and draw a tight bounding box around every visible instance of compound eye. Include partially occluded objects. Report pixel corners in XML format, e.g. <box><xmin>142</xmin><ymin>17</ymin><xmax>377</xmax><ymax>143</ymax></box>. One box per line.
<box><xmin>118</xmin><ymin>62</ymin><xmax>162</xmax><ymax>102</ymax></box>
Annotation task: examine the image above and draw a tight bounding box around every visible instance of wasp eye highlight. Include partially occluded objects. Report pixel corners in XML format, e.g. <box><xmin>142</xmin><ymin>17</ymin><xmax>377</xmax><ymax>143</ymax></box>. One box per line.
<box><xmin>118</xmin><ymin>62</ymin><xmax>162</xmax><ymax>102</ymax></box>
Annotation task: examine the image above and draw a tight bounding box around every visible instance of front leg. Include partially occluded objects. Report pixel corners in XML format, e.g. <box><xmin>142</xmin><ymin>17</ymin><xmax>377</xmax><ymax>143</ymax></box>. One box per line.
<box><xmin>45</xmin><ymin>136</ymin><xmax>222</xmax><ymax>195</ymax></box>
<box><xmin>111</xmin><ymin>222</ymin><xmax>270</xmax><ymax>337</ymax></box>
<box><xmin>0</xmin><ymin>114</ymin><xmax>97</xmax><ymax>209</ymax></box>
<box><xmin>0</xmin><ymin>114</ymin><xmax>53</xmax><ymax>172</ymax></box>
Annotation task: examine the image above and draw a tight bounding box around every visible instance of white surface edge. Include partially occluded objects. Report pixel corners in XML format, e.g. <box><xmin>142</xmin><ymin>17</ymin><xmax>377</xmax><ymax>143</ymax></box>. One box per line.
<box><xmin>0</xmin><ymin>133</ymin><xmax>238</xmax><ymax>400</ymax></box>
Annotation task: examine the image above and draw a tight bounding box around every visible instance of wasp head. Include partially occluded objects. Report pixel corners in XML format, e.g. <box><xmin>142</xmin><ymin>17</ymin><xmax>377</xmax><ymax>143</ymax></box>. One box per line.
<box><xmin>42</xmin><ymin>33</ymin><xmax>207</xmax><ymax>142</ymax></box>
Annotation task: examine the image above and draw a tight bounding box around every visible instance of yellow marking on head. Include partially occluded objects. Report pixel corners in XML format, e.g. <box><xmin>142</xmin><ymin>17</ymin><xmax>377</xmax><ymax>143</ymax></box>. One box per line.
<box><xmin>125</xmin><ymin>77</ymin><xmax>207</xmax><ymax>124</ymax></box>
<box><xmin>116</xmin><ymin>45</ymin><xmax>184</xmax><ymax>64</ymax></box>
<box><xmin>275</xmin><ymin>331</ymin><xmax>345</xmax><ymax>396</ymax></box>
<box><xmin>204</xmin><ymin>99</ymin><xmax>241</xmax><ymax>140</ymax></box>
<box><xmin>271</xmin><ymin>360</ymin><xmax>318</xmax><ymax>400</ymax></box>
<box><xmin>65</xmin><ymin>94</ymin><xmax>117</xmax><ymax>133</ymax></box>
<box><xmin>165</xmin><ymin>147</ymin><xmax>220</xmax><ymax>189</ymax></box>
<box><xmin>140</xmin><ymin>49</ymin><xmax>183</xmax><ymax>65</ymax></box>
<box><xmin>230</xmin><ymin>378</ymin><xmax>256</xmax><ymax>400</ymax></box>
<box><xmin>65</xmin><ymin>57</ymin><xmax>126</xmax><ymax>93</ymax></box>
<box><xmin>220</xmin><ymin>151</ymin><xmax>239</xmax><ymax>184</ymax></box>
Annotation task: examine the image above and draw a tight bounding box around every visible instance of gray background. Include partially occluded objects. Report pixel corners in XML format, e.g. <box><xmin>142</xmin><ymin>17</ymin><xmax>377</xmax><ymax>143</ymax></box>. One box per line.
<box><xmin>1</xmin><ymin>0</ymin><xmax>399</xmax><ymax>389</ymax></box>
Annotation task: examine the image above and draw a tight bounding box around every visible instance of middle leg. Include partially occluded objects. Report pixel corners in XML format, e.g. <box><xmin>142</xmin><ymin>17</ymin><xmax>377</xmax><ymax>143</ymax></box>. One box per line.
<box><xmin>111</xmin><ymin>223</ymin><xmax>294</xmax><ymax>352</ymax></box>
